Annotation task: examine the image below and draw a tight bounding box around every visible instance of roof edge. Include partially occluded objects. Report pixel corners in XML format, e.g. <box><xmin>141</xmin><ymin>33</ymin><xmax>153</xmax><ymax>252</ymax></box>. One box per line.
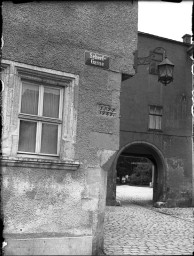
<box><xmin>138</xmin><ymin>31</ymin><xmax>191</xmax><ymax>46</ymax></box>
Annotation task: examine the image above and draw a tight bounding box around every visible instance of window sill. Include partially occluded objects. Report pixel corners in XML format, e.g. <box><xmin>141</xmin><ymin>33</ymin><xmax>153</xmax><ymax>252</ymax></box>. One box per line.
<box><xmin>0</xmin><ymin>156</ymin><xmax>80</xmax><ymax>170</ymax></box>
<box><xmin>148</xmin><ymin>129</ymin><xmax>163</xmax><ymax>133</ymax></box>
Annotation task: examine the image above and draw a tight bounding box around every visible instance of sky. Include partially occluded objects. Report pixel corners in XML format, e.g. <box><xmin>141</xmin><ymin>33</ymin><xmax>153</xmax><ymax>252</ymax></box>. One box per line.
<box><xmin>138</xmin><ymin>1</ymin><xmax>193</xmax><ymax>42</ymax></box>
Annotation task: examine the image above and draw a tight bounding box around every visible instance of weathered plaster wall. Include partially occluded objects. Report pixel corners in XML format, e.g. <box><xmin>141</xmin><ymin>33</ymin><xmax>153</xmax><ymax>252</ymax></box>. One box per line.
<box><xmin>193</xmin><ymin>145</ymin><xmax>194</xmax><ymax>206</ymax></box>
<box><xmin>3</xmin><ymin>165</ymin><xmax>89</xmax><ymax>235</ymax></box>
<box><xmin>121</xmin><ymin>33</ymin><xmax>192</xmax><ymax>137</ymax></box>
<box><xmin>2</xmin><ymin>1</ymin><xmax>137</xmax><ymax>75</ymax></box>
<box><xmin>107</xmin><ymin>33</ymin><xmax>192</xmax><ymax>207</ymax></box>
<box><xmin>2</xmin><ymin>1</ymin><xmax>138</xmax><ymax>255</ymax></box>
<box><xmin>119</xmin><ymin>133</ymin><xmax>192</xmax><ymax>207</ymax></box>
<box><xmin>111</xmin><ymin>33</ymin><xmax>192</xmax><ymax>207</ymax></box>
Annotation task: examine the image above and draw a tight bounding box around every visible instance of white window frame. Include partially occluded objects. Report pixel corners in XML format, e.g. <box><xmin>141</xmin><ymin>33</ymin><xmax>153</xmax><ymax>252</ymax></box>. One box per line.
<box><xmin>18</xmin><ymin>82</ymin><xmax>64</xmax><ymax>156</ymax></box>
<box><xmin>148</xmin><ymin>105</ymin><xmax>163</xmax><ymax>131</ymax></box>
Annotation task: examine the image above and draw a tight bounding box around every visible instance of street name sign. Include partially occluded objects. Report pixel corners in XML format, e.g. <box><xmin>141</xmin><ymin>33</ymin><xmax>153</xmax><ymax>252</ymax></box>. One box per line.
<box><xmin>85</xmin><ymin>51</ymin><xmax>109</xmax><ymax>69</ymax></box>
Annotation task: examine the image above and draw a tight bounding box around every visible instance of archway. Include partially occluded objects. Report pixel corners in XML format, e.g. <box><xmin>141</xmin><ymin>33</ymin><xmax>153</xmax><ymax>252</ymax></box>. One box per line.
<box><xmin>106</xmin><ymin>141</ymin><xmax>167</xmax><ymax>206</ymax></box>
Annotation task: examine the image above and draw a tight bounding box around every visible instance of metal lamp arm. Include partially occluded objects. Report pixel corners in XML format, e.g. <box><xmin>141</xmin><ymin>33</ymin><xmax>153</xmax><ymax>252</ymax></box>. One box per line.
<box><xmin>137</xmin><ymin>47</ymin><xmax>167</xmax><ymax>66</ymax></box>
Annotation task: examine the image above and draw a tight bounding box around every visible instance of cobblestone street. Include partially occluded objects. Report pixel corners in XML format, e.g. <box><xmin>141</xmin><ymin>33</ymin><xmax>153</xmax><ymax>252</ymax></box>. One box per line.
<box><xmin>103</xmin><ymin>185</ymin><xmax>193</xmax><ymax>255</ymax></box>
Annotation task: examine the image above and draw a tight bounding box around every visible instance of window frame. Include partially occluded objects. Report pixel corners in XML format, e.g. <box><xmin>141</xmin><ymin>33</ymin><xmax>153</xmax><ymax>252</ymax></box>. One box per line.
<box><xmin>148</xmin><ymin>105</ymin><xmax>163</xmax><ymax>131</ymax></box>
<box><xmin>18</xmin><ymin>82</ymin><xmax>64</xmax><ymax>156</ymax></box>
<box><xmin>10</xmin><ymin>63</ymin><xmax>79</xmax><ymax>161</ymax></box>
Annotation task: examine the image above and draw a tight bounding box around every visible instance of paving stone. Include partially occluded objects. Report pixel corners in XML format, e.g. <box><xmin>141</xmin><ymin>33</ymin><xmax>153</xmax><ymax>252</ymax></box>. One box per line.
<box><xmin>104</xmin><ymin>185</ymin><xmax>193</xmax><ymax>255</ymax></box>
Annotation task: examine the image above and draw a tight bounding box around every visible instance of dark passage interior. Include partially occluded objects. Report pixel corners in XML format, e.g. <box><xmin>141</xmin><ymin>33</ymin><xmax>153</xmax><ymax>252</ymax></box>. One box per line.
<box><xmin>115</xmin><ymin>142</ymin><xmax>166</xmax><ymax>206</ymax></box>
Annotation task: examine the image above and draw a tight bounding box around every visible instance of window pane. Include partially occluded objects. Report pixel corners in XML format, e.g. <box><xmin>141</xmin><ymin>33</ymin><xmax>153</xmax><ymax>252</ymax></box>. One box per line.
<box><xmin>149</xmin><ymin>106</ymin><xmax>162</xmax><ymax>115</ymax></box>
<box><xmin>40</xmin><ymin>123</ymin><xmax>58</xmax><ymax>154</ymax></box>
<box><xmin>149</xmin><ymin>106</ymin><xmax>156</xmax><ymax>114</ymax></box>
<box><xmin>21</xmin><ymin>83</ymin><xmax>39</xmax><ymax>115</ymax></box>
<box><xmin>43</xmin><ymin>87</ymin><xmax>60</xmax><ymax>118</ymax></box>
<box><xmin>18</xmin><ymin>120</ymin><xmax>36</xmax><ymax>152</ymax></box>
<box><xmin>155</xmin><ymin>107</ymin><xmax>162</xmax><ymax>115</ymax></box>
<box><xmin>155</xmin><ymin>116</ymin><xmax>161</xmax><ymax>130</ymax></box>
<box><xmin>149</xmin><ymin>115</ymin><xmax>155</xmax><ymax>129</ymax></box>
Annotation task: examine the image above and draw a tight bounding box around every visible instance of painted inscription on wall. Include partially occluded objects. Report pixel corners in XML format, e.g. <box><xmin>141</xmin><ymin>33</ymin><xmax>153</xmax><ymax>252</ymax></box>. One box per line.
<box><xmin>85</xmin><ymin>51</ymin><xmax>109</xmax><ymax>69</ymax></box>
<box><xmin>97</xmin><ymin>104</ymin><xmax>116</xmax><ymax>117</ymax></box>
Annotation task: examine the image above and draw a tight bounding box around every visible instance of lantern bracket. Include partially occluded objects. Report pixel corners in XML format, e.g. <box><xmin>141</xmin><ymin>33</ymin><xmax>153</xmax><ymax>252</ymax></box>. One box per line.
<box><xmin>136</xmin><ymin>47</ymin><xmax>167</xmax><ymax>66</ymax></box>
<box><xmin>133</xmin><ymin>47</ymin><xmax>174</xmax><ymax>86</ymax></box>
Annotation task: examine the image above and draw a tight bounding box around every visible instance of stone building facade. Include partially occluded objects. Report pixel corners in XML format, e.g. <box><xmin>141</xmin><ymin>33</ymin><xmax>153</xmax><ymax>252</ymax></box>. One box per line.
<box><xmin>107</xmin><ymin>32</ymin><xmax>193</xmax><ymax>208</ymax></box>
<box><xmin>188</xmin><ymin>42</ymin><xmax>194</xmax><ymax>205</ymax></box>
<box><xmin>1</xmin><ymin>1</ymin><xmax>138</xmax><ymax>255</ymax></box>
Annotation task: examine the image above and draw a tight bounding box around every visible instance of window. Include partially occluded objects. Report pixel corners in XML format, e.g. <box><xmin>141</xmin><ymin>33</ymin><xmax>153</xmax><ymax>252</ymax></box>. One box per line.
<box><xmin>148</xmin><ymin>105</ymin><xmax>163</xmax><ymax>130</ymax></box>
<box><xmin>18</xmin><ymin>81</ymin><xmax>63</xmax><ymax>155</ymax></box>
<box><xmin>1</xmin><ymin>61</ymin><xmax>78</xmax><ymax>160</ymax></box>
<box><xmin>149</xmin><ymin>52</ymin><xmax>163</xmax><ymax>75</ymax></box>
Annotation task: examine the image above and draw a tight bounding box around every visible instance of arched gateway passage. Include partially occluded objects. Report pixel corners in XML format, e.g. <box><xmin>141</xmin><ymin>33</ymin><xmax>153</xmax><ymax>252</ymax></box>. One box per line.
<box><xmin>106</xmin><ymin>141</ymin><xmax>167</xmax><ymax>206</ymax></box>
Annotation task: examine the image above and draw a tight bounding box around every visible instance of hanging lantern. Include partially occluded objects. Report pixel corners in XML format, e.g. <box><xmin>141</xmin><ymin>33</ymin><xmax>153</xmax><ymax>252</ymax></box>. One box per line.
<box><xmin>158</xmin><ymin>57</ymin><xmax>174</xmax><ymax>86</ymax></box>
